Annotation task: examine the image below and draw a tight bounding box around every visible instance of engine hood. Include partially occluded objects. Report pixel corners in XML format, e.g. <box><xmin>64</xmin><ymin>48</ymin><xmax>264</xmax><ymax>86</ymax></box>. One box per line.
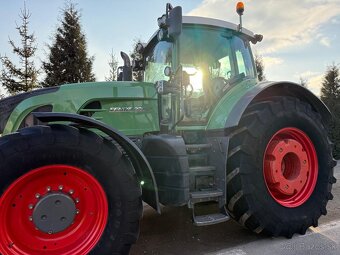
<box><xmin>1</xmin><ymin>81</ymin><xmax>159</xmax><ymax>136</ymax></box>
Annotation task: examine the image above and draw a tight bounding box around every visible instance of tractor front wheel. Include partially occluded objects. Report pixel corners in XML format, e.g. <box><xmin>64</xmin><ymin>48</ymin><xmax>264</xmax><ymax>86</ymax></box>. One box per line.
<box><xmin>0</xmin><ymin>124</ymin><xmax>142</xmax><ymax>255</ymax></box>
<box><xmin>226</xmin><ymin>96</ymin><xmax>337</xmax><ymax>237</ymax></box>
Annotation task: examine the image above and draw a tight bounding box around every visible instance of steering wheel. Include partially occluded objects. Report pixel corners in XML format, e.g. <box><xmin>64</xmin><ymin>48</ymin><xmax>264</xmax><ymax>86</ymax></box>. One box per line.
<box><xmin>211</xmin><ymin>72</ymin><xmax>246</xmax><ymax>98</ymax></box>
<box><xmin>183</xmin><ymin>83</ymin><xmax>194</xmax><ymax>98</ymax></box>
<box><xmin>211</xmin><ymin>77</ymin><xmax>229</xmax><ymax>98</ymax></box>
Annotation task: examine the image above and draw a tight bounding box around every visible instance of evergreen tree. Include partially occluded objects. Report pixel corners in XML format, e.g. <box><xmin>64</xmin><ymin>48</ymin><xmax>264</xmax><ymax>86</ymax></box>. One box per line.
<box><xmin>0</xmin><ymin>4</ymin><xmax>39</xmax><ymax>95</ymax></box>
<box><xmin>42</xmin><ymin>3</ymin><xmax>95</xmax><ymax>87</ymax></box>
<box><xmin>321</xmin><ymin>64</ymin><xmax>340</xmax><ymax>159</ymax></box>
<box><xmin>130</xmin><ymin>39</ymin><xmax>143</xmax><ymax>82</ymax></box>
<box><xmin>105</xmin><ymin>50</ymin><xmax>118</xmax><ymax>81</ymax></box>
<box><xmin>255</xmin><ymin>53</ymin><xmax>266</xmax><ymax>82</ymax></box>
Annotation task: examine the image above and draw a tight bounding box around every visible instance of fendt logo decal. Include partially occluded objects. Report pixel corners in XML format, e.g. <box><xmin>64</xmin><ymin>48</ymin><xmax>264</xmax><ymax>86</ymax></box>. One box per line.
<box><xmin>109</xmin><ymin>106</ymin><xmax>146</xmax><ymax>112</ymax></box>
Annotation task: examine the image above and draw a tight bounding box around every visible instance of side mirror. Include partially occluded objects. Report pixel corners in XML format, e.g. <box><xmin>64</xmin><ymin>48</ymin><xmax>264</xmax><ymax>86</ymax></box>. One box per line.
<box><xmin>167</xmin><ymin>6</ymin><xmax>182</xmax><ymax>39</ymax></box>
<box><xmin>157</xmin><ymin>4</ymin><xmax>182</xmax><ymax>41</ymax></box>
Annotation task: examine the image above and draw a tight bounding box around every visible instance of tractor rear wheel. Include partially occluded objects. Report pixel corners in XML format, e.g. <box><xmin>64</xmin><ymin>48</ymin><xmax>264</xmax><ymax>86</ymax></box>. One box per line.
<box><xmin>0</xmin><ymin>124</ymin><xmax>142</xmax><ymax>255</ymax></box>
<box><xmin>226</xmin><ymin>96</ymin><xmax>337</xmax><ymax>237</ymax></box>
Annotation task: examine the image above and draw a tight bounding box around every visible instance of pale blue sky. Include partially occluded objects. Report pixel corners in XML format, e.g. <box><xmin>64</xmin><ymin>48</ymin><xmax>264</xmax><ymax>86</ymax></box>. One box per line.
<box><xmin>1</xmin><ymin>0</ymin><xmax>340</xmax><ymax>96</ymax></box>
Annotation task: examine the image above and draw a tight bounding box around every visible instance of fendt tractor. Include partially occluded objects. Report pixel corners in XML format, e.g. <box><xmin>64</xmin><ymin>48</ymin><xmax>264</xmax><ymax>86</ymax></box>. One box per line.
<box><xmin>0</xmin><ymin>2</ymin><xmax>337</xmax><ymax>255</ymax></box>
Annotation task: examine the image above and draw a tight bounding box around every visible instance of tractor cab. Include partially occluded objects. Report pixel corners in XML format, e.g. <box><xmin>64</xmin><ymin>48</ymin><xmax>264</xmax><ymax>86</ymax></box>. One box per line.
<box><xmin>138</xmin><ymin>3</ymin><xmax>262</xmax><ymax>130</ymax></box>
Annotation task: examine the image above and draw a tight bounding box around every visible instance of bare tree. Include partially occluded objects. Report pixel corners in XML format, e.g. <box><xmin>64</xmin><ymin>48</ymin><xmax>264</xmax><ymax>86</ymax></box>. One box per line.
<box><xmin>299</xmin><ymin>77</ymin><xmax>308</xmax><ymax>88</ymax></box>
<box><xmin>130</xmin><ymin>39</ymin><xmax>144</xmax><ymax>82</ymax></box>
<box><xmin>105</xmin><ymin>49</ymin><xmax>118</xmax><ymax>81</ymax></box>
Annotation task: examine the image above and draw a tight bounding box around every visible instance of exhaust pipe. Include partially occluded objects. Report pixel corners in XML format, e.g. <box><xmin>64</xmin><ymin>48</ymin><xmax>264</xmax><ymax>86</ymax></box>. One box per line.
<box><xmin>117</xmin><ymin>51</ymin><xmax>132</xmax><ymax>81</ymax></box>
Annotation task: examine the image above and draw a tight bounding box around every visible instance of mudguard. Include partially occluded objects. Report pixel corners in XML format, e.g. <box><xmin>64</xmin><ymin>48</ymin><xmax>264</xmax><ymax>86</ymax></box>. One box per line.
<box><xmin>33</xmin><ymin>112</ymin><xmax>161</xmax><ymax>213</ymax></box>
<box><xmin>225</xmin><ymin>81</ymin><xmax>332</xmax><ymax>128</ymax></box>
<box><xmin>207</xmin><ymin>81</ymin><xmax>332</xmax><ymax>130</ymax></box>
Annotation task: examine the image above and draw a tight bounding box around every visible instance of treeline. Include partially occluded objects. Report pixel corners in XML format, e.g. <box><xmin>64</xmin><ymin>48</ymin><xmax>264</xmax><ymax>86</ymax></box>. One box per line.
<box><xmin>321</xmin><ymin>64</ymin><xmax>340</xmax><ymax>159</ymax></box>
<box><xmin>0</xmin><ymin>3</ymin><xmax>124</xmax><ymax>96</ymax></box>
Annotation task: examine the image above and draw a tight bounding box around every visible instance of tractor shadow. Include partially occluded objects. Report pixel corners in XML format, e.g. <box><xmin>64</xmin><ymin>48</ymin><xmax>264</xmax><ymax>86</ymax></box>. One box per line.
<box><xmin>131</xmin><ymin>204</ymin><xmax>265</xmax><ymax>255</ymax></box>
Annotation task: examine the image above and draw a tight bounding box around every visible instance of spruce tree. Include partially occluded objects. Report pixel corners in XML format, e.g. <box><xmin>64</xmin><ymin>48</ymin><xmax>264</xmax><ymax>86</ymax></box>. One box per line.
<box><xmin>105</xmin><ymin>50</ymin><xmax>118</xmax><ymax>81</ymax></box>
<box><xmin>42</xmin><ymin>3</ymin><xmax>95</xmax><ymax>87</ymax></box>
<box><xmin>321</xmin><ymin>64</ymin><xmax>340</xmax><ymax>159</ymax></box>
<box><xmin>0</xmin><ymin>4</ymin><xmax>39</xmax><ymax>95</ymax></box>
<box><xmin>255</xmin><ymin>53</ymin><xmax>266</xmax><ymax>82</ymax></box>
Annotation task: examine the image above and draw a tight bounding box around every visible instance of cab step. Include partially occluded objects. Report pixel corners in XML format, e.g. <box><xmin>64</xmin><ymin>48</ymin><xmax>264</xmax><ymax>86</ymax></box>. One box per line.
<box><xmin>188</xmin><ymin>153</ymin><xmax>208</xmax><ymax>166</ymax></box>
<box><xmin>190</xmin><ymin>190</ymin><xmax>222</xmax><ymax>204</ymax></box>
<box><xmin>189</xmin><ymin>166</ymin><xmax>216</xmax><ymax>190</ymax></box>
<box><xmin>189</xmin><ymin>165</ymin><xmax>215</xmax><ymax>174</ymax></box>
<box><xmin>193</xmin><ymin>212</ymin><xmax>230</xmax><ymax>226</ymax></box>
<box><xmin>186</xmin><ymin>143</ymin><xmax>212</xmax><ymax>153</ymax></box>
<box><xmin>190</xmin><ymin>190</ymin><xmax>229</xmax><ymax>226</ymax></box>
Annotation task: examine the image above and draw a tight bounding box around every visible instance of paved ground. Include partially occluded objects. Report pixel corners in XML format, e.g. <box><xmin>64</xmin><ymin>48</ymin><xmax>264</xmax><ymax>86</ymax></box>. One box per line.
<box><xmin>131</xmin><ymin>162</ymin><xmax>340</xmax><ymax>255</ymax></box>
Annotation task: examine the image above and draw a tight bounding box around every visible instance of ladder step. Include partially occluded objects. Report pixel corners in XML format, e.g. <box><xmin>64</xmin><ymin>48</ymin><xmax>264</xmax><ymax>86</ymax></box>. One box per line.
<box><xmin>193</xmin><ymin>213</ymin><xmax>230</xmax><ymax>226</ymax></box>
<box><xmin>189</xmin><ymin>166</ymin><xmax>215</xmax><ymax>173</ymax></box>
<box><xmin>186</xmin><ymin>143</ymin><xmax>212</xmax><ymax>153</ymax></box>
<box><xmin>191</xmin><ymin>190</ymin><xmax>223</xmax><ymax>199</ymax></box>
<box><xmin>188</xmin><ymin>153</ymin><xmax>208</xmax><ymax>166</ymax></box>
<box><xmin>190</xmin><ymin>190</ymin><xmax>223</xmax><ymax>204</ymax></box>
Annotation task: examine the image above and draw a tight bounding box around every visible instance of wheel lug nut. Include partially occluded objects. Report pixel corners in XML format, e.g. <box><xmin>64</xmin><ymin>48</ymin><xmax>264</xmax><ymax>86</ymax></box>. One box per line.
<box><xmin>29</xmin><ymin>216</ymin><xmax>33</xmax><ymax>221</ymax></box>
<box><xmin>76</xmin><ymin>209</ymin><xmax>80</xmax><ymax>215</ymax></box>
<box><xmin>28</xmin><ymin>204</ymin><xmax>34</xmax><ymax>210</ymax></box>
<box><xmin>69</xmin><ymin>189</ymin><xmax>74</xmax><ymax>195</ymax></box>
<box><xmin>58</xmin><ymin>185</ymin><xmax>63</xmax><ymax>191</ymax></box>
<box><xmin>75</xmin><ymin>198</ymin><xmax>80</xmax><ymax>203</ymax></box>
<box><xmin>279</xmin><ymin>148</ymin><xmax>283</xmax><ymax>152</ymax></box>
<box><xmin>35</xmin><ymin>193</ymin><xmax>41</xmax><ymax>199</ymax></box>
<box><xmin>303</xmin><ymin>160</ymin><xmax>307</xmax><ymax>164</ymax></box>
<box><xmin>48</xmin><ymin>230</ymin><xmax>53</xmax><ymax>234</ymax></box>
<box><xmin>46</xmin><ymin>186</ymin><xmax>51</xmax><ymax>192</ymax></box>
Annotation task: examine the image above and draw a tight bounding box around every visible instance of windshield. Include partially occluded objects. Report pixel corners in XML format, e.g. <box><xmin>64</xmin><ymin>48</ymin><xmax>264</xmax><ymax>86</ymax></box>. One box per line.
<box><xmin>179</xmin><ymin>26</ymin><xmax>256</xmax><ymax>122</ymax></box>
<box><xmin>180</xmin><ymin>26</ymin><xmax>255</xmax><ymax>98</ymax></box>
<box><xmin>144</xmin><ymin>41</ymin><xmax>173</xmax><ymax>83</ymax></box>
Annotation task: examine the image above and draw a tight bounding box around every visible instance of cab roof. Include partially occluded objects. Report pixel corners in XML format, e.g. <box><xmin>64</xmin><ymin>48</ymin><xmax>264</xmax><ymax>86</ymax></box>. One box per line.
<box><xmin>145</xmin><ymin>16</ymin><xmax>260</xmax><ymax>51</ymax></box>
<box><xmin>182</xmin><ymin>16</ymin><xmax>255</xmax><ymax>40</ymax></box>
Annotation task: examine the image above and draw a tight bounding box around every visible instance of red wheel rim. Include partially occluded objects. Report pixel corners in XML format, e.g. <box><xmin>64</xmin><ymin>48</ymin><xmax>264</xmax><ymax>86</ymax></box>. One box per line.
<box><xmin>263</xmin><ymin>127</ymin><xmax>318</xmax><ymax>208</ymax></box>
<box><xmin>0</xmin><ymin>165</ymin><xmax>108</xmax><ymax>255</ymax></box>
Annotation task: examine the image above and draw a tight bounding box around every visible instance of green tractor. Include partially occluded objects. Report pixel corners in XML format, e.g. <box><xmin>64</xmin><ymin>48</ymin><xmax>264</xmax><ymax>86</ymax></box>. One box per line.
<box><xmin>0</xmin><ymin>3</ymin><xmax>337</xmax><ymax>255</ymax></box>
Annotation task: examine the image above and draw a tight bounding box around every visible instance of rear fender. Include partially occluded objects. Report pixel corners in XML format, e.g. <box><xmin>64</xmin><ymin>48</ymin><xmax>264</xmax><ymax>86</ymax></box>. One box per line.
<box><xmin>224</xmin><ymin>81</ymin><xmax>332</xmax><ymax>128</ymax></box>
<box><xmin>207</xmin><ymin>81</ymin><xmax>332</xmax><ymax>130</ymax></box>
<box><xmin>33</xmin><ymin>112</ymin><xmax>161</xmax><ymax>213</ymax></box>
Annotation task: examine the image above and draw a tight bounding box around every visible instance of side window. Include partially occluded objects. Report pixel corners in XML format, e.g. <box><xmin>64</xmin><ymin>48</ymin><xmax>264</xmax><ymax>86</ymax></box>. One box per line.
<box><xmin>236</xmin><ymin>51</ymin><xmax>246</xmax><ymax>75</ymax></box>
<box><xmin>217</xmin><ymin>55</ymin><xmax>232</xmax><ymax>79</ymax></box>
<box><xmin>144</xmin><ymin>41</ymin><xmax>172</xmax><ymax>83</ymax></box>
<box><xmin>233</xmin><ymin>37</ymin><xmax>255</xmax><ymax>78</ymax></box>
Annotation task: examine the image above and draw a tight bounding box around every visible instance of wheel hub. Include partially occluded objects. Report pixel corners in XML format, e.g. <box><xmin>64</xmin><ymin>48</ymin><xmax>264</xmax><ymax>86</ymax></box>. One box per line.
<box><xmin>33</xmin><ymin>192</ymin><xmax>76</xmax><ymax>234</ymax></box>
<box><xmin>0</xmin><ymin>165</ymin><xmax>108</xmax><ymax>254</ymax></box>
<box><xmin>265</xmin><ymin>139</ymin><xmax>309</xmax><ymax>195</ymax></box>
<box><xmin>263</xmin><ymin>127</ymin><xmax>318</xmax><ymax>208</ymax></box>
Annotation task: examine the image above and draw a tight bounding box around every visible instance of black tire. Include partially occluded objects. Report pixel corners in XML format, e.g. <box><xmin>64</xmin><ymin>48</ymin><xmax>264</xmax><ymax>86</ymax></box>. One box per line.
<box><xmin>226</xmin><ymin>96</ymin><xmax>337</xmax><ymax>238</ymax></box>
<box><xmin>0</xmin><ymin>124</ymin><xmax>142</xmax><ymax>255</ymax></box>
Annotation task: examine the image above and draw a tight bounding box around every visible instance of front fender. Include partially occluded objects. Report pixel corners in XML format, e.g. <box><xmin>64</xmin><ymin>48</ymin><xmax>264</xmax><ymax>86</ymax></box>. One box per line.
<box><xmin>207</xmin><ymin>81</ymin><xmax>332</xmax><ymax>130</ymax></box>
<box><xmin>33</xmin><ymin>112</ymin><xmax>161</xmax><ymax>213</ymax></box>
